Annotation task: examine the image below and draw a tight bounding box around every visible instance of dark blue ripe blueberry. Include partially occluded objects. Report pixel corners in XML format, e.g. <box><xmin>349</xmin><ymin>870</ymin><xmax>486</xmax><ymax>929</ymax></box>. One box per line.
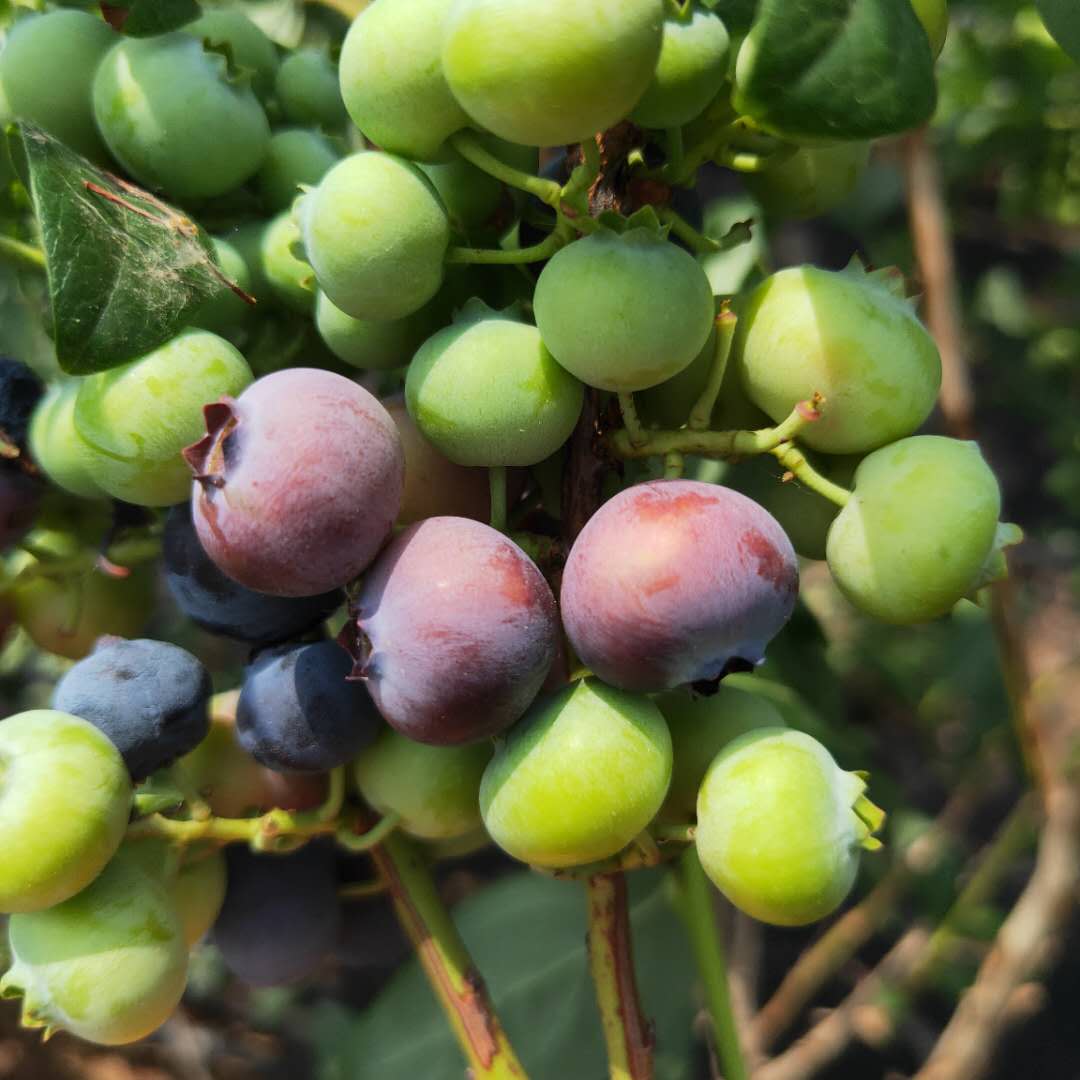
<box><xmin>237</xmin><ymin>639</ymin><xmax>381</xmax><ymax>773</ymax></box>
<box><xmin>162</xmin><ymin>502</ymin><xmax>342</xmax><ymax>644</ymax></box>
<box><xmin>0</xmin><ymin>358</ymin><xmax>45</xmax><ymax>549</ymax></box>
<box><xmin>52</xmin><ymin>637</ymin><xmax>212</xmax><ymax>779</ymax></box>
<box><xmin>0</xmin><ymin>357</ymin><xmax>44</xmax><ymax>454</ymax></box>
<box><xmin>0</xmin><ymin>469</ymin><xmax>41</xmax><ymax>550</ymax></box>
<box><xmin>213</xmin><ymin>842</ymin><xmax>341</xmax><ymax>987</ymax></box>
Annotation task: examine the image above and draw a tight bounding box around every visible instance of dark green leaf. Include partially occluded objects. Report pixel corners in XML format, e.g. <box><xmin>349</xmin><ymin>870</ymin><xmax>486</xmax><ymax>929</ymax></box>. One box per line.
<box><xmin>100</xmin><ymin>0</ymin><xmax>200</xmax><ymax>36</ymax></box>
<box><xmin>705</xmin><ymin>0</ymin><xmax>758</xmax><ymax>35</ymax></box>
<box><xmin>733</xmin><ymin>0</ymin><xmax>937</xmax><ymax>140</ymax></box>
<box><xmin>14</xmin><ymin>123</ymin><xmax>237</xmax><ymax>375</ymax></box>
<box><xmin>1037</xmin><ymin>0</ymin><xmax>1080</xmax><ymax>63</ymax></box>
<box><xmin>312</xmin><ymin>870</ymin><xmax>699</xmax><ymax>1080</ymax></box>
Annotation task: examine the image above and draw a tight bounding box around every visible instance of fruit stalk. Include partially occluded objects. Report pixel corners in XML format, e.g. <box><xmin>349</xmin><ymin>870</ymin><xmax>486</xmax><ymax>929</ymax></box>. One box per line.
<box><xmin>687</xmin><ymin>307</ymin><xmax>737</xmax><ymax>431</ymax></box>
<box><xmin>365</xmin><ymin>825</ymin><xmax>526</xmax><ymax>1079</ymax></box>
<box><xmin>769</xmin><ymin>441</ymin><xmax>852</xmax><ymax>508</ymax></box>
<box><xmin>450</xmin><ymin>129</ymin><xmax>562</xmax><ymax>207</ymax></box>
<box><xmin>608</xmin><ymin>393</ymin><xmax>822</xmax><ymax>461</ymax></box>
<box><xmin>672</xmin><ymin>847</ymin><xmax>749</xmax><ymax>1080</ymax></box>
<box><xmin>585</xmin><ymin>872</ymin><xmax>655</xmax><ymax>1080</ymax></box>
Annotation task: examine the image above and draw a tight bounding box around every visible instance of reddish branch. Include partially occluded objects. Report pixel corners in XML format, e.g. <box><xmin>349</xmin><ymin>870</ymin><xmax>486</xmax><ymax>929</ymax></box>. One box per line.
<box><xmin>586</xmin><ymin>873</ymin><xmax>656</xmax><ymax>1079</ymax></box>
<box><xmin>364</xmin><ymin>825</ymin><xmax>525</xmax><ymax>1078</ymax></box>
<box><xmin>902</xmin><ymin>128</ymin><xmax>976</xmax><ymax>440</ymax></box>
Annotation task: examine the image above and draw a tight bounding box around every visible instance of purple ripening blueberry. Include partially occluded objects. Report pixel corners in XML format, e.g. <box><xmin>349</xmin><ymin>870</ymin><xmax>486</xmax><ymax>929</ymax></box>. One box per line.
<box><xmin>560</xmin><ymin>479</ymin><xmax>798</xmax><ymax>693</ymax></box>
<box><xmin>341</xmin><ymin>516</ymin><xmax>558</xmax><ymax>745</ymax></box>
<box><xmin>184</xmin><ymin>368</ymin><xmax>404</xmax><ymax>597</ymax></box>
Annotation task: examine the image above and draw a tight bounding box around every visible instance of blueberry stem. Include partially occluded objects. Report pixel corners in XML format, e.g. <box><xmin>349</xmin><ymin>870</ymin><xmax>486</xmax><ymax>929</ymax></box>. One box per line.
<box><xmin>688</xmin><ymin>306</ymin><xmax>738</xmax><ymax>431</ymax></box>
<box><xmin>446</xmin><ymin>229</ymin><xmax>564</xmax><ymax>265</ymax></box>
<box><xmin>335</xmin><ymin>809</ymin><xmax>401</xmax><ymax>853</ymax></box>
<box><xmin>769</xmin><ymin>442</ymin><xmax>853</xmax><ymax>508</ymax></box>
<box><xmin>586</xmin><ymin>872</ymin><xmax>655</xmax><ymax>1080</ymax></box>
<box><xmin>450</xmin><ymin>129</ymin><xmax>563</xmax><ymax>208</ymax></box>
<box><xmin>617</xmin><ymin>392</ymin><xmax>647</xmax><ymax>447</ymax></box>
<box><xmin>608</xmin><ymin>392</ymin><xmax>825</xmax><ymax>462</ymax></box>
<box><xmin>658</xmin><ymin>206</ymin><xmax>724</xmax><ymax>255</ymax></box>
<box><xmin>672</xmin><ymin>847</ymin><xmax>750</xmax><ymax>1080</ymax></box>
<box><xmin>364</xmin><ymin>825</ymin><xmax>526</xmax><ymax>1078</ymax></box>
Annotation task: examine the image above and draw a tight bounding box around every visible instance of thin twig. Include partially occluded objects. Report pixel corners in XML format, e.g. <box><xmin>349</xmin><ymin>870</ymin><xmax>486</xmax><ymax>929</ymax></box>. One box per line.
<box><xmin>902</xmin><ymin>128</ymin><xmax>975</xmax><ymax>440</ymax></box>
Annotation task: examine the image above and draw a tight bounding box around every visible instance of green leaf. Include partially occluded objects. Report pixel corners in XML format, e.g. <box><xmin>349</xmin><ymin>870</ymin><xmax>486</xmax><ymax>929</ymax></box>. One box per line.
<box><xmin>705</xmin><ymin>0</ymin><xmax>758</xmax><ymax>35</ymax></box>
<box><xmin>733</xmin><ymin>0</ymin><xmax>937</xmax><ymax>141</ymax></box>
<box><xmin>100</xmin><ymin>0</ymin><xmax>201</xmax><ymax>36</ymax></box>
<box><xmin>312</xmin><ymin>870</ymin><xmax>699</xmax><ymax>1080</ymax></box>
<box><xmin>1037</xmin><ymin>0</ymin><xmax>1080</xmax><ymax>63</ymax></box>
<box><xmin>13</xmin><ymin>123</ymin><xmax>235</xmax><ymax>375</ymax></box>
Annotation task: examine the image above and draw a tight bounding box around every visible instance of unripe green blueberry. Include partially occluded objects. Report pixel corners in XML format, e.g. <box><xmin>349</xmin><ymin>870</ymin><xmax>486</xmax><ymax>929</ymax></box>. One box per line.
<box><xmin>1</xmin><ymin>841</ymin><xmax>189</xmax><ymax>1045</ymax></box>
<box><xmin>406</xmin><ymin>302</ymin><xmax>584</xmax><ymax>467</ymax></box>
<box><xmin>657</xmin><ymin>684</ymin><xmax>787</xmax><ymax>822</ymax></box>
<box><xmin>256</xmin><ymin>128</ymin><xmax>340</xmax><ymax>213</ymax></box>
<box><xmin>73</xmin><ymin>329</ymin><xmax>254</xmax><ymax>507</ymax></box>
<box><xmin>262</xmin><ymin>211</ymin><xmax>315</xmax><ymax>313</ymax></box>
<box><xmin>0</xmin><ymin>710</ymin><xmax>131</xmax><ymax>914</ymax></box>
<box><xmin>443</xmin><ymin>0</ymin><xmax>665</xmax><ymax>147</ymax></box>
<box><xmin>0</xmin><ymin>10</ymin><xmax>117</xmax><ymax>161</ymax></box>
<box><xmin>92</xmin><ymin>33</ymin><xmax>271</xmax><ymax>201</ymax></box>
<box><xmin>276</xmin><ymin>48</ymin><xmax>348</xmax><ymax>130</ymax></box>
<box><xmin>8</xmin><ymin>522</ymin><xmax>154</xmax><ymax>659</ymax></box>
<box><xmin>27</xmin><ymin>382</ymin><xmax>106</xmax><ymax>500</ymax></box>
<box><xmin>300</xmin><ymin>151</ymin><xmax>450</xmax><ymax>321</ymax></box>
<box><xmin>339</xmin><ymin>0</ymin><xmax>469</xmax><ymax>162</ymax></box>
<box><xmin>174</xmin><ymin>848</ymin><xmax>227</xmax><ymax>947</ymax></box>
<box><xmin>696</xmin><ymin>729</ymin><xmax>883</xmax><ymax>926</ymax></box>
<box><xmin>480</xmin><ymin>679</ymin><xmax>672</xmax><ymax>869</ymax></box>
<box><xmin>182</xmin><ymin>9</ymin><xmax>279</xmax><ymax>101</ymax></box>
<box><xmin>534</xmin><ymin>229</ymin><xmax>715</xmax><ymax>392</ymax></box>
<box><xmin>631</xmin><ymin>3</ymin><xmax>730</xmax><ymax>128</ymax></box>
<box><xmin>734</xmin><ymin>263</ymin><xmax>942</xmax><ymax>453</ymax></box>
<box><xmin>191</xmin><ymin>237</ymin><xmax>256</xmax><ymax>338</ymax></box>
<box><xmin>354</xmin><ymin>729</ymin><xmax>492</xmax><ymax>841</ymax></box>
<box><xmin>745</xmin><ymin>143</ymin><xmax>871</xmax><ymax>221</ymax></box>
<box><xmin>315</xmin><ymin>291</ymin><xmax>440</xmax><ymax>371</ymax></box>
<box><xmin>826</xmin><ymin>436</ymin><xmax>1003</xmax><ymax>624</ymax></box>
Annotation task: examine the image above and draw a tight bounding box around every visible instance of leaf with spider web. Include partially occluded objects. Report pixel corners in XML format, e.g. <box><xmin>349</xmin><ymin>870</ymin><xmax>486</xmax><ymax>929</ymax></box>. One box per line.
<box><xmin>11</xmin><ymin>122</ymin><xmax>253</xmax><ymax>375</ymax></box>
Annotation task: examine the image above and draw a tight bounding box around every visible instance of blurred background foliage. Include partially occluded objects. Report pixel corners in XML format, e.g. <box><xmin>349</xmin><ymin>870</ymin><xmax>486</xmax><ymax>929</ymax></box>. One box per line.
<box><xmin>0</xmin><ymin>1</ymin><xmax>1078</xmax><ymax>1078</ymax></box>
